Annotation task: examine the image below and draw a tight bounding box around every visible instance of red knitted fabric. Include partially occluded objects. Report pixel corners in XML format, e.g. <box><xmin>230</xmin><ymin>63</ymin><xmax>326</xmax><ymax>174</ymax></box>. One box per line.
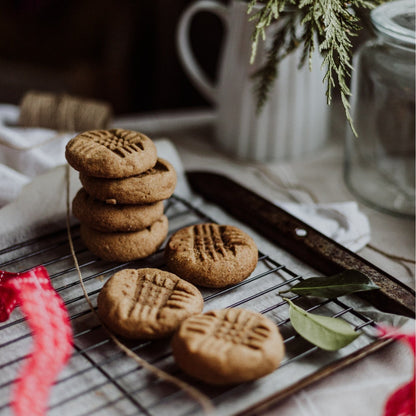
<box><xmin>0</xmin><ymin>265</ymin><xmax>73</xmax><ymax>416</ymax></box>
<box><xmin>379</xmin><ymin>326</ymin><xmax>416</xmax><ymax>416</ymax></box>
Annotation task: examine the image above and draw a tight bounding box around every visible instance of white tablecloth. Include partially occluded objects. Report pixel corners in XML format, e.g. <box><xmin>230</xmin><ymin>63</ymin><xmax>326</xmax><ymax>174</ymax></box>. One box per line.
<box><xmin>0</xmin><ymin>107</ymin><xmax>414</xmax><ymax>416</ymax></box>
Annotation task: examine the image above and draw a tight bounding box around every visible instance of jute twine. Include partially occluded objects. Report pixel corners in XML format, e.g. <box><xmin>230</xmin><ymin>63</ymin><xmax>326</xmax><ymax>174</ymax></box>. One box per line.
<box><xmin>19</xmin><ymin>91</ymin><xmax>112</xmax><ymax>132</ymax></box>
<box><xmin>65</xmin><ymin>165</ymin><xmax>214</xmax><ymax>415</ymax></box>
<box><xmin>0</xmin><ymin>91</ymin><xmax>113</xmax><ymax>151</ymax></box>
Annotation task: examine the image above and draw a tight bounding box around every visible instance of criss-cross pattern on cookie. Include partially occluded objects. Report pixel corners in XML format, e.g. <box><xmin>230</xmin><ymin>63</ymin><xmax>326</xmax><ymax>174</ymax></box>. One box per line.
<box><xmin>125</xmin><ymin>271</ymin><xmax>196</xmax><ymax>320</ymax></box>
<box><xmin>185</xmin><ymin>309</ymin><xmax>272</xmax><ymax>351</ymax></box>
<box><xmin>134</xmin><ymin>159</ymin><xmax>170</xmax><ymax>178</ymax></box>
<box><xmin>191</xmin><ymin>224</ymin><xmax>248</xmax><ymax>261</ymax></box>
<box><xmin>83</xmin><ymin>129</ymin><xmax>145</xmax><ymax>158</ymax></box>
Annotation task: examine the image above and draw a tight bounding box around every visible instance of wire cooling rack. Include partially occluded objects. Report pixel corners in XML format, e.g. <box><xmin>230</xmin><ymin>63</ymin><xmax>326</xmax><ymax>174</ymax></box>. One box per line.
<box><xmin>0</xmin><ymin>194</ymin><xmax>399</xmax><ymax>416</ymax></box>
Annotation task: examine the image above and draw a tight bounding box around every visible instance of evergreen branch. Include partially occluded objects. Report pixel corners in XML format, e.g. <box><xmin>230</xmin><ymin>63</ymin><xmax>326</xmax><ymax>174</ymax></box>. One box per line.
<box><xmin>249</xmin><ymin>0</ymin><xmax>384</xmax><ymax>135</ymax></box>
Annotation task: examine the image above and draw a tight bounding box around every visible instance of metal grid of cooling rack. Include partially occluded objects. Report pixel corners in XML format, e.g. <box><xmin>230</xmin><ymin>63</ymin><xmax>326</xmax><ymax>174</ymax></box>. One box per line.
<box><xmin>0</xmin><ymin>195</ymin><xmax>384</xmax><ymax>416</ymax></box>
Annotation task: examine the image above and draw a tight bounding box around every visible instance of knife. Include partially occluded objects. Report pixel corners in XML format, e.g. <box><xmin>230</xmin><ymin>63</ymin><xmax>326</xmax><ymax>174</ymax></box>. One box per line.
<box><xmin>186</xmin><ymin>171</ymin><xmax>415</xmax><ymax>318</ymax></box>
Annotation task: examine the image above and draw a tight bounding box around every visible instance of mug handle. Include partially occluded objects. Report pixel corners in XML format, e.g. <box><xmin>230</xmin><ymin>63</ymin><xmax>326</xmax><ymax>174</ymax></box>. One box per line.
<box><xmin>176</xmin><ymin>0</ymin><xmax>228</xmax><ymax>104</ymax></box>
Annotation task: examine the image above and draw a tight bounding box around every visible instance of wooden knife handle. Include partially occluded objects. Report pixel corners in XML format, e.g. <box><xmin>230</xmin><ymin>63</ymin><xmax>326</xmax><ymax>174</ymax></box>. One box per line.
<box><xmin>186</xmin><ymin>171</ymin><xmax>415</xmax><ymax>318</ymax></box>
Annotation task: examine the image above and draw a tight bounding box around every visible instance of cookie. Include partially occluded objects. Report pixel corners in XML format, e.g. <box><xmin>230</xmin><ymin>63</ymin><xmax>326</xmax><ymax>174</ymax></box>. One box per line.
<box><xmin>65</xmin><ymin>129</ymin><xmax>157</xmax><ymax>178</ymax></box>
<box><xmin>72</xmin><ymin>188</ymin><xmax>164</xmax><ymax>232</ymax></box>
<box><xmin>80</xmin><ymin>215</ymin><xmax>168</xmax><ymax>262</ymax></box>
<box><xmin>171</xmin><ymin>308</ymin><xmax>284</xmax><ymax>384</ymax></box>
<box><xmin>79</xmin><ymin>158</ymin><xmax>177</xmax><ymax>204</ymax></box>
<box><xmin>165</xmin><ymin>223</ymin><xmax>258</xmax><ymax>288</ymax></box>
<box><xmin>97</xmin><ymin>268</ymin><xmax>203</xmax><ymax>339</ymax></box>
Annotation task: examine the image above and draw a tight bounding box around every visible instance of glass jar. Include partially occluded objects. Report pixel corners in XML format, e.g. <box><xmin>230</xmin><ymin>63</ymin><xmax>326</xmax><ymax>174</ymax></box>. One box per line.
<box><xmin>344</xmin><ymin>0</ymin><xmax>415</xmax><ymax>217</ymax></box>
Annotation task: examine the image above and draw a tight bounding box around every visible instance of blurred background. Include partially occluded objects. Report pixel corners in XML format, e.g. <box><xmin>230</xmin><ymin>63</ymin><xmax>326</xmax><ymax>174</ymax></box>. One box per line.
<box><xmin>0</xmin><ymin>0</ymin><xmax>226</xmax><ymax>114</ymax></box>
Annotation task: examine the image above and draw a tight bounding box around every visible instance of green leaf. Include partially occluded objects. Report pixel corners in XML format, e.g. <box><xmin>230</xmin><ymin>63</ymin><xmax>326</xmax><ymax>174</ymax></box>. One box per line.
<box><xmin>282</xmin><ymin>270</ymin><xmax>379</xmax><ymax>298</ymax></box>
<box><xmin>286</xmin><ymin>299</ymin><xmax>361</xmax><ymax>351</ymax></box>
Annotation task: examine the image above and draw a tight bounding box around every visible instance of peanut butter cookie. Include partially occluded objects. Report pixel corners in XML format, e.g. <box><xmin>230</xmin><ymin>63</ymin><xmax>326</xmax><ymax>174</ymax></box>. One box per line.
<box><xmin>165</xmin><ymin>223</ymin><xmax>258</xmax><ymax>287</ymax></box>
<box><xmin>72</xmin><ymin>188</ymin><xmax>164</xmax><ymax>232</ymax></box>
<box><xmin>97</xmin><ymin>268</ymin><xmax>203</xmax><ymax>339</ymax></box>
<box><xmin>171</xmin><ymin>308</ymin><xmax>285</xmax><ymax>384</ymax></box>
<box><xmin>65</xmin><ymin>129</ymin><xmax>157</xmax><ymax>178</ymax></box>
<box><xmin>80</xmin><ymin>215</ymin><xmax>168</xmax><ymax>262</ymax></box>
<box><xmin>79</xmin><ymin>158</ymin><xmax>177</xmax><ymax>204</ymax></box>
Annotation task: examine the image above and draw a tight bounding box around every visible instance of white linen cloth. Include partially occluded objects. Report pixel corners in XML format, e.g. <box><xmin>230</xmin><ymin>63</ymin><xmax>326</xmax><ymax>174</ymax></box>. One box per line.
<box><xmin>0</xmin><ymin>104</ymin><xmax>74</xmax><ymax>206</ymax></box>
<box><xmin>277</xmin><ymin>201</ymin><xmax>370</xmax><ymax>252</ymax></box>
<box><xmin>0</xmin><ymin>105</ymin><xmax>412</xmax><ymax>416</ymax></box>
<box><xmin>0</xmin><ymin>104</ymin><xmax>370</xmax><ymax>252</ymax></box>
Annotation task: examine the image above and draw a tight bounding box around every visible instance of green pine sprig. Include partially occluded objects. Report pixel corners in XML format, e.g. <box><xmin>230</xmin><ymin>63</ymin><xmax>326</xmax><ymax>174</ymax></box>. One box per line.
<box><xmin>248</xmin><ymin>0</ymin><xmax>385</xmax><ymax>135</ymax></box>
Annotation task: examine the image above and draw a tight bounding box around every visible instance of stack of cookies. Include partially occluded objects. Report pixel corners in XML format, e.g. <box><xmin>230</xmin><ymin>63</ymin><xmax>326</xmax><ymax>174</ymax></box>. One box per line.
<box><xmin>65</xmin><ymin>129</ymin><xmax>177</xmax><ymax>262</ymax></box>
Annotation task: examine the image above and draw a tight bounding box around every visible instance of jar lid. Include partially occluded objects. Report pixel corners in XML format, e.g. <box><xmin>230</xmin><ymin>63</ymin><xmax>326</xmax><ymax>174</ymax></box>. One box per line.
<box><xmin>371</xmin><ymin>0</ymin><xmax>415</xmax><ymax>46</ymax></box>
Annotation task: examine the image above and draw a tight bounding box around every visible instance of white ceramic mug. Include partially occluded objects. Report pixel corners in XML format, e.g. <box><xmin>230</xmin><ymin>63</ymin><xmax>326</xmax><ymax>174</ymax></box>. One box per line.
<box><xmin>177</xmin><ymin>0</ymin><xmax>330</xmax><ymax>161</ymax></box>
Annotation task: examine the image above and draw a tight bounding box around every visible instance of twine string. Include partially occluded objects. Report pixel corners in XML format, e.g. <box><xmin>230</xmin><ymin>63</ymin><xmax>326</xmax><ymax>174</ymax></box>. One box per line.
<box><xmin>0</xmin><ymin>92</ymin><xmax>112</xmax><ymax>151</ymax></box>
<box><xmin>19</xmin><ymin>91</ymin><xmax>112</xmax><ymax>132</ymax></box>
<box><xmin>64</xmin><ymin>164</ymin><xmax>214</xmax><ymax>415</ymax></box>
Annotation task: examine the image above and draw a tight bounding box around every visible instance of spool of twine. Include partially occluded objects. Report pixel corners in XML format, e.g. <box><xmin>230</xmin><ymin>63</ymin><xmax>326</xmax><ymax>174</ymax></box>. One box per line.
<box><xmin>18</xmin><ymin>91</ymin><xmax>113</xmax><ymax>131</ymax></box>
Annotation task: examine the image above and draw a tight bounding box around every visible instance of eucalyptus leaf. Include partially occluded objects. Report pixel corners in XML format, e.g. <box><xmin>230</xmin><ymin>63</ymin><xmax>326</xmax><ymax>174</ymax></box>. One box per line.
<box><xmin>282</xmin><ymin>270</ymin><xmax>379</xmax><ymax>298</ymax></box>
<box><xmin>286</xmin><ymin>299</ymin><xmax>361</xmax><ymax>351</ymax></box>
